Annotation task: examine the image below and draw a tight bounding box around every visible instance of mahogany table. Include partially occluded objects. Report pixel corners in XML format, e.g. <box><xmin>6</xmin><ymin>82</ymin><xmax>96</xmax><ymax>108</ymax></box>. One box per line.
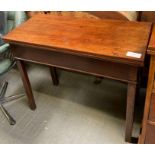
<box><xmin>3</xmin><ymin>14</ymin><xmax>152</xmax><ymax>142</ymax></box>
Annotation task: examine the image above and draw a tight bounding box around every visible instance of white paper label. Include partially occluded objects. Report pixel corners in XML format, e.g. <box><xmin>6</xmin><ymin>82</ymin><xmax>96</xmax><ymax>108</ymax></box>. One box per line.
<box><xmin>126</xmin><ymin>51</ymin><xmax>142</xmax><ymax>58</ymax></box>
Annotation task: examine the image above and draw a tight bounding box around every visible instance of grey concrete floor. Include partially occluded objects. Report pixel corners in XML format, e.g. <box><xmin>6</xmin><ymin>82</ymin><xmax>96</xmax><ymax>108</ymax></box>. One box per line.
<box><xmin>0</xmin><ymin>63</ymin><xmax>145</xmax><ymax>143</ymax></box>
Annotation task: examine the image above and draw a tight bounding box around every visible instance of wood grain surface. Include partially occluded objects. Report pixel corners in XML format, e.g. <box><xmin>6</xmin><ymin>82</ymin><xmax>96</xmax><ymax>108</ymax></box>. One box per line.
<box><xmin>3</xmin><ymin>14</ymin><xmax>152</xmax><ymax>66</ymax></box>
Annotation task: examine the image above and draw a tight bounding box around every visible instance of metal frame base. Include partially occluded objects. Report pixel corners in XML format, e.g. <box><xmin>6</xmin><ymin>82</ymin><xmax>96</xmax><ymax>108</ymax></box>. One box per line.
<box><xmin>0</xmin><ymin>82</ymin><xmax>25</xmax><ymax>125</ymax></box>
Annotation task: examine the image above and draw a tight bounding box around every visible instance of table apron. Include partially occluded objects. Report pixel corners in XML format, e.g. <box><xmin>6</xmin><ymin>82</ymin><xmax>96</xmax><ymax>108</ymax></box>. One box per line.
<box><xmin>11</xmin><ymin>45</ymin><xmax>138</xmax><ymax>84</ymax></box>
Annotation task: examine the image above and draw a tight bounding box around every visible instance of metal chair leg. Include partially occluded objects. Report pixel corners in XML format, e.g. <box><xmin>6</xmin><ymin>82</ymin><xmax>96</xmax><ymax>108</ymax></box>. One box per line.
<box><xmin>0</xmin><ymin>94</ymin><xmax>25</xmax><ymax>104</ymax></box>
<box><xmin>0</xmin><ymin>82</ymin><xmax>8</xmax><ymax>98</ymax></box>
<box><xmin>0</xmin><ymin>82</ymin><xmax>25</xmax><ymax>125</ymax></box>
<box><xmin>0</xmin><ymin>104</ymin><xmax>16</xmax><ymax>125</ymax></box>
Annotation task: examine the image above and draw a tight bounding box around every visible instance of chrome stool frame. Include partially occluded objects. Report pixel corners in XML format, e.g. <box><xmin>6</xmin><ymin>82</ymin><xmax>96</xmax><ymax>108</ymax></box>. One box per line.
<box><xmin>0</xmin><ymin>82</ymin><xmax>24</xmax><ymax>125</ymax></box>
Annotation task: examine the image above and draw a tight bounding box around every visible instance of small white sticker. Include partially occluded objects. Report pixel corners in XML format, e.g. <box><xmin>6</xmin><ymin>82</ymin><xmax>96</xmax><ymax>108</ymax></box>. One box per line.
<box><xmin>126</xmin><ymin>51</ymin><xmax>142</xmax><ymax>58</ymax></box>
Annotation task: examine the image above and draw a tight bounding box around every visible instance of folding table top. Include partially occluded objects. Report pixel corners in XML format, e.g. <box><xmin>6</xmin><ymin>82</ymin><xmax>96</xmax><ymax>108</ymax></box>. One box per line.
<box><xmin>3</xmin><ymin>14</ymin><xmax>152</xmax><ymax>66</ymax></box>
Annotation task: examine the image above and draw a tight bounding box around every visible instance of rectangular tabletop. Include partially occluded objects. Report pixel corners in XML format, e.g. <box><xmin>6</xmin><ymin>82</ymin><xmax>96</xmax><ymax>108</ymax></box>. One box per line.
<box><xmin>3</xmin><ymin>14</ymin><xmax>152</xmax><ymax>66</ymax></box>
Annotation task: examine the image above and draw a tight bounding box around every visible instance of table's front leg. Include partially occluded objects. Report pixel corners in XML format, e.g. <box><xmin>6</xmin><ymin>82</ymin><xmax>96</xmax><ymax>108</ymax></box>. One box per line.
<box><xmin>125</xmin><ymin>83</ymin><xmax>137</xmax><ymax>142</ymax></box>
<box><xmin>16</xmin><ymin>60</ymin><xmax>36</xmax><ymax>110</ymax></box>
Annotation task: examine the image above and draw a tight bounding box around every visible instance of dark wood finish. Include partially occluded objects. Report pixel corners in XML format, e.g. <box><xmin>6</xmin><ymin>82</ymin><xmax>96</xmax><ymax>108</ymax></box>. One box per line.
<box><xmin>125</xmin><ymin>83</ymin><xmax>137</xmax><ymax>142</ymax></box>
<box><xmin>145</xmin><ymin>122</ymin><xmax>155</xmax><ymax>143</ymax></box>
<box><xmin>3</xmin><ymin>14</ymin><xmax>151</xmax><ymax>66</ymax></box>
<box><xmin>3</xmin><ymin>14</ymin><xmax>152</xmax><ymax>142</ymax></box>
<box><xmin>11</xmin><ymin>45</ymin><xmax>138</xmax><ymax>83</ymax></box>
<box><xmin>137</xmin><ymin>11</ymin><xmax>142</xmax><ymax>21</ymax></box>
<box><xmin>138</xmin><ymin>25</ymin><xmax>155</xmax><ymax>144</ymax></box>
<box><xmin>149</xmin><ymin>94</ymin><xmax>155</xmax><ymax>121</ymax></box>
<box><xmin>140</xmin><ymin>11</ymin><xmax>155</xmax><ymax>23</ymax></box>
<box><xmin>24</xmin><ymin>11</ymin><xmax>140</xmax><ymax>86</ymax></box>
<box><xmin>55</xmin><ymin>11</ymin><xmax>137</xmax><ymax>83</ymax></box>
<box><xmin>153</xmin><ymin>82</ymin><xmax>155</xmax><ymax>93</ymax></box>
<box><xmin>50</xmin><ymin>67</ymin><xmax>59</xmax><ymax>86</ymax></box>
<box><xmin>147</xmin><ymin>26</ymin><xmax>155</xmax><ymax>55</ymax></box>
<box><xmin>16</xmin><ymin>60</ymin><xmax>36</xmax><ymax>110</ymax></box>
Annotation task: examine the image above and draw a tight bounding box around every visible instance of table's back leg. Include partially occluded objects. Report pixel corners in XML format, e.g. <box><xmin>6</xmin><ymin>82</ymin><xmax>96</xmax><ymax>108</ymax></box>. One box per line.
<box><xmin>50</xmin><ymin>66</ymin><xmax>59</xmax><ymax>86</ymax></box>
<box><xmin>125</xmin><ymin>83</ymin><xmax>137</xmax><ymax>142</ymax></box>
<box><xmin>16</xmin><ymin>60</ymin><xmax>36</xmax><ymax>110</ymax></box>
